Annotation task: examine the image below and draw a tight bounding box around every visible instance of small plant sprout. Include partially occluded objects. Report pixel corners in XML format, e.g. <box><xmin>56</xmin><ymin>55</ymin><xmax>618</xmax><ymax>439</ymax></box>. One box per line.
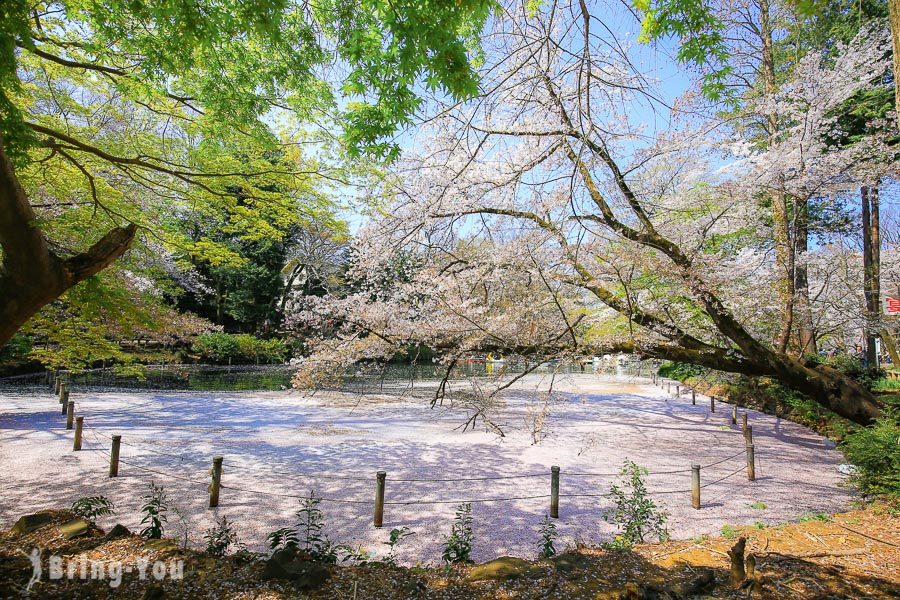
<box><xmin>71</xmin><ymin>496</ymin><xmax>115</xmax><ymax>524</ymax></box>
<box><xmin>799</xmin><ymin>512</ymin><xmax>832</xmax><ymax>523</ymax></box>
<box><xmin>603</xmin><ymin>460</ymin><xmax>669</xmax><ymax>549</ymax></box>
<box><xmin>139</xmin><ymin>482</ymin><xmax>169</xmax><ymax>540</ymax></box>
<box><xmin>441</xmin><ymin>503</ymin><xmax>474</xmax><ymax>564</ymax></box>
<box><xmin>383</xmin><ymin>526</ymin><xmax>414</xmax><ymax>565</ymax></box>
<box><xmin>267</xmin><ymin>527</ymin><xmax>299</xmax><ymax>552</ymax></box>
<box><xmin>538</xmin><ymin>515</ymin><xmax>558</xmax><ymax>559</ymax></box>
<box><xmin>721</xmin><ymin>525</ymin><xmax>738</xmax><ymax>539</ymax></box>
<box><xmin>749</xmin><ymin>501</ymin><xmax>767</xmax><ymax>510</ymax></box>
<box><xmin>204</xmin><ymin>516</ymin><xmax>240</xmax><ymax>557</ymax></box>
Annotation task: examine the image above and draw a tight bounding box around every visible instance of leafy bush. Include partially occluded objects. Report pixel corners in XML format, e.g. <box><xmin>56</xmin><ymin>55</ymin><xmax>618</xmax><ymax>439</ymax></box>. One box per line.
<box><xmin>537</xmin><ymin>515</ymin><xmax>558</xmax><ymax>559</ymax></box>
<box><xmin>192</xmin><ymin>333</ymin><xmax>288</xmax><ymax>364</ymax></box>
<box><xmin>266</xmin><ymin>492</ymin><xmax>353</xmax><ymax>564</ymax></box>
<box><xmin>0</xmin><ymin>333</ymin><xmax>32</xmax><ymax>362</ymax></box>
<box><xmin>840</xmin><ymin>417</ymin><xmax>900</xmax><ymax>499</ymax></box>
<box><xmin>204</xmin><ymin>516</ymin><xmax>240</xmax><ymax>557</ymax></box>
<box><xmin>140</xmin><ymin>482</ymin><xmax>169</xmax><ymax>539</ymax></box>
<box><xmin>657</xmin><ymin>361</ymin><xmax>704</xmax><ymax>381</ymax></box>
<box><xmin>71</xmin><ymin>496</ymin><xmax>115</xmax><ymax>524</ymax></box>
<box><xmin>441</xmin><ymin>503</ymin><xmax>474</xmax><ymax>564</ymax></box>
<box><xmin>721</xmin><ymin>524</ymin><xmax>738</xmax><ymax>539</ymax></box>
<box><xmin>603</xmin><ymin>461</ymin><xmax>668</xmax><ymax>549</ymax></box>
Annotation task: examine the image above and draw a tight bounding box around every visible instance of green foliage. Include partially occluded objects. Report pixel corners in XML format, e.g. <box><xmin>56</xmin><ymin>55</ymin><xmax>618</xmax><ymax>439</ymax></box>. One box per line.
<box><xmin>840</xmin><ymin>417</ymin><xmax>900</xmax><ymax>499</ymax></box>
<box><xmin>71</xmin><ymin>496</ymin><xmax>115</xmax><ymax>524</ymax></box>
<box><xmin>191</xmin><ymin>333</ymin><xmax>287</xmax><ymax>364</ymax></box>
<box><xmin>748</xmin><ymin>501</ymin><xmax>767</xmax><ymax>510</ymax></box>
<box><xmin>139</xmin><ymin>482</ymin><xmax>169</xmax><ymax>540</ymax></box>
<box><xmin>0</xmin><ymin>333</ymin><xmax>31</xmax><ymax>362</ymax></box>
<box><xmin>721</xmin><ymin>524</ymin><xmax>738</xmax><ymax>539</ymax></box>
<box><xmin>267</xmin><ymin>527</ymin><xmax>299</xmax><ymax>552</ymax></box>
<box><xmin>382</xmin><ymin>526</ymin><xmax>414</xmax><ymax>566</ymax></box>
<box><xmin>799</xmin><ymin>512</ymin><xmax>831</xmax><ymax>523</ymax></box>
<box><xmin>537</xmin><ymin>515</ymin><xmax>558</xmax><ymax>559</ymax></box>
<box><xmin>603</xmin><ymin>461</ymin><xmax>669</xmax><ymax>548</ymax></box>
<box><xmin>266</xmin><ymin>492</ymin><xmax>354</xmax><ymax>563</ymax></box>
<box><xmin>441</xmin><ymin>503</ymin><xmax>474</xmax><ymax>564</ymax></box>
<box><xmin>657</xmin><ymin>361</ymin><xmax>704</xmax><ymax>380</ymax></box>
<box><xmin>632</xmin><ymin>0</ymin><xmax>732</xmax><ymax>102</ymax></box>
<box><xmin>204</xmin><ymin>516</ymin><xmax>241</xmax><ymax>557</ymax></box>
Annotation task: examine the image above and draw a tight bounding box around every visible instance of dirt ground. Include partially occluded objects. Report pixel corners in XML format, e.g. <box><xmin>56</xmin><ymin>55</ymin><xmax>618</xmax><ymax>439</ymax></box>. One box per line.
<box><xmin>0</xmin><ymin>505</ymin><xmax>896</xmax><ymax>598</ymax></box>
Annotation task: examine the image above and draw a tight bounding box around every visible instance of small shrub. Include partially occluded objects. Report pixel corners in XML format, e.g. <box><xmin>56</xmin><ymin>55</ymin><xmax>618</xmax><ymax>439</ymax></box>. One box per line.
<box><xmin>140</xmin><ymin>482</ymin><xmax>169</xmax><ymax>540</ymax></box>
<box><xmin>799</xmin><ymin>512</ymin><xmax>831</xmax><ymax>523</ymax></box>
<box><xmin>603</xmin><ymin>460</ymin><xmax>668</xmax><ymax>549</ymax></box>
<box><xmin>267</xmin><ymin>527</ymin><xmax>299</xmax><ymax>551</ymax></box>
<box><xmin>752</xmin><ymin>521</ymin><xmax>767</xmax><ymax>529</ymax></box>
<box><xmin>71</xmin><ymin>496</ymin><xmax>115</xmax><ymax>524</ymax></box>
<box><xmin>721</xmin><ymin>524</ymin><xmax>738</xmax><ymax>539</ymax></box>
<box><xmin>192</xmin><ymin>333</ymin><xmax>287</xmax><ymax>365</ymax></box>
<box><xmin>657</xmin><ymin>361</ymin><xmax>705</xmax><ymax>381</ymax></box>
<box><xmin>748</xmin><ymin>501</ymin><xmax>767</xmax><ymax>510</ymax></box>
<box><xmin>840</xmin><ymin>417</ymin><xmax>900</xmax><ymax>499</ymax></box>
<box><xmin>204</xmin><ymin>516</ymin><xmax>240</xmax><ymax>557</ymax></box>
<box><xmin>383</xmin><ymin>526</ymin><xmax>414</xmax><ymax>566</ymax></box>
<box><xmin>537</xmin><ymin>515</ymin><xmax>558</xmax><ymax>559</ymax></box>
<box><xmin>266</xmin><ymin>492</ymin><xmax>352</xmax><ymax>564</ymax></box>
<box><xmin>441</xmin><ymin>503</ymin><xmax>474</xmax><ymax>564</ymax></box>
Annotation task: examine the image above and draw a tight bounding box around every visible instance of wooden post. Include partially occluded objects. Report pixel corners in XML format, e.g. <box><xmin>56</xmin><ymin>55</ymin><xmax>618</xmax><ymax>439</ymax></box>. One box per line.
<box><xmin>746</xmin><ymin>444</ymin><xmax>756</xmax><ymax>481</ymax></box>
<box><xmin>676</xmin><ymin>385</ymin><xmax>681</xmax><ymax>397</ymax></box>
<box><xmin>73</xmin><ymin>417</ymin><xmax>83</xmax><ymax>451</ymax></box>
<box><xmin>59</xmin><ymin>386</ymin><xmax>68</xmax><ymax>414</ymax></box>
<box><xmin>667</xmin><ymin>382</ymin><xmax>671</xmax><ymax>394</ymax></box>
<box><xmin>692</xmin><ymin>389</ymin><xmax>696</xmax><ymax>405</ymax></box>
<box><xmin>691</xmin><ymin>464</ymin><xmax>701</xmax><ymax>509</ymax></box>
<box><xmin>732</xmin><ymin>405</ymin><xmax>737</xmax><ymax>425</ymax></box>
<box><xmin>550</xmin><ymin>466</ymin><xmax>560</xmax><ymax>518</ymax></box>
<box><xmin>209</xmin><ymin>456</ymin><xmax>223</xmax><ymax>508</ymax></box>
<box><xmin>710</xmin><ymin>396</ymin><xmax>716</xmax><ymax>413</ymax></box>
<box><xmin>744</xmin><ymin>424</ymin><xmax>753</xmax><ymax>445</ymax></box>
<box><xmin>742</xmin><ymin>413</ymin><xmax>748</xmax><ymax>433</ymax></box>
<box><xmin>109</xmin><ymin>435</ymin><xmax>121</xmax><ymax>477</ymax></box>
<box><xmin>374</xmin><ymin>471</ymin><xmax>386</xmax><ymax>527</ymax></box>
<box><xmin>66</xmin><ymin>401</ymin><xmax>75</xmax><ymax>429</ymax></box>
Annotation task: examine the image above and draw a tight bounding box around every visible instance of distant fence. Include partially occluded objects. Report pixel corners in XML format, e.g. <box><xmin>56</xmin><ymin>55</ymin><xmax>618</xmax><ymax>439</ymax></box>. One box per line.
<box><xmin>44</xmin><ymin>370</ymin><xmax>759</xmax><ymax>530</ymax></box>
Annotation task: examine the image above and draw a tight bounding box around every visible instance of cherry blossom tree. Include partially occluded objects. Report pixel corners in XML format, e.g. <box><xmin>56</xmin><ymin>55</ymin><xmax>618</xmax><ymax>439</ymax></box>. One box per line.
<box><xmin>291</xmin><ymin>1</ymin><xmax>894</xmax><ymax>425</ymax></box>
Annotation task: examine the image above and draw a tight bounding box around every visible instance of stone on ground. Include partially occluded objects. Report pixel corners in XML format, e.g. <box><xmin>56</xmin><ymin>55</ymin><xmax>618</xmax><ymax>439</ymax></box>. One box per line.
<box><xmin>261</xmin><ymin>548</ymin><xmax>331</xmax><ymax>590</ymax></box>
<box><xmin>10</xmin><ymin>512</ymin><xmax>53</xmax><ymax>535</ymax></box>
<box><xmin>58</xmin><ymin>518</ymin><xmax>90</xmax><ymax>539</ymax></box>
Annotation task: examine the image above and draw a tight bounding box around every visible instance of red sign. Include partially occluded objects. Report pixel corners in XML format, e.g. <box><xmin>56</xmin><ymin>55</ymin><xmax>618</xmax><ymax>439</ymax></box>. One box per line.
<box><xmin>884</xmin><ymin>297</ymin><xmax>900</xmax><ymax>315</ymax></box>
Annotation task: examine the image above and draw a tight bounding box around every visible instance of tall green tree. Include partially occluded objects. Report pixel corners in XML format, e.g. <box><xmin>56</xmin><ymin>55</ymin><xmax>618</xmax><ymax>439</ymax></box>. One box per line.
<box><xmin>0</xmin><ymin>0</ymin><xmax>493</xmax><ymax>348</ymax></box>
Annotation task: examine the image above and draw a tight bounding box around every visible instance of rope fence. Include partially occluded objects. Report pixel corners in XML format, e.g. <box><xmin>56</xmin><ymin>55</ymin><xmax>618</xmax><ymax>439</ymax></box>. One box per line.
<box><xmin>48</xmin><ymin>370</ymin><xmax>761</xmax><ymax>528</ymax></box>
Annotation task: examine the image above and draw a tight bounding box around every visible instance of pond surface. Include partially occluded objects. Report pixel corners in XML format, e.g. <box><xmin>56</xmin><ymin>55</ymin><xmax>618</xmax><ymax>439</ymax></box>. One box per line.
<box><xmin>0</xmin><ymin>359</ymin><xmax>651</xmax><ymax>392</ymax></box>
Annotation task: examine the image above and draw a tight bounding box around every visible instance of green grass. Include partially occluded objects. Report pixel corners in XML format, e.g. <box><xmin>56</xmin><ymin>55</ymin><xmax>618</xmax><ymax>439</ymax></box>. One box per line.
<box><xmin>721</xmin><ymin>525</ymin><xmax>738</xmax><ymax>539</ymax></box>
<box><xmin>748</xmin><ymin>501</ymin><xmax>767</xmax><ymax>510</ymax></box>
<box><xmin>799</xmin><ymin>512</ymin><xmax>831</xmax><ymax>523</ymax></box>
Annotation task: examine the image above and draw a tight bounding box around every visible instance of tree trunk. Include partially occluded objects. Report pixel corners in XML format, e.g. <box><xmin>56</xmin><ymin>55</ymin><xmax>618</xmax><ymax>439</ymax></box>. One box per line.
<box><xmin>0</xmin><ymin>135</ymin><xmax>137</xmax><ymax>348</ymax></box>
<box><xmin>890</xmin><ymin>0</ymin><xmax>900</xmax><ymax>125</ymax></box>
<box><xmin>862</xmin><ymin>185</ymin><xmax>880</xmax><ymax>369</ymax></box>
<box><xmin>759</xmin><ymin>0</ymin><xmax>795</xmax><ymax>353</ymax></box>
<box><xmin>794</xmin><ymin>196</ymin><xmax>817</xmax><ymax>355</ymax></box>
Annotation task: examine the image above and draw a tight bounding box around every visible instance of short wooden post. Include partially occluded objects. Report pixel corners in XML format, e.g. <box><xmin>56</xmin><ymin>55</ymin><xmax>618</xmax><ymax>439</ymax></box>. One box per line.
<box><xmin>550</xmin><ymin>466</ymin><xmax>560</xmax><ymax>518</ymax></box>
<box><xmin>691</xmin><ymin>464</ymin><xmax>701</xmax><ymax>509</ymax></box>
<box><xmin>744</xmin><ymin>424</ymin><xmax>753</xmax><ymax>445</ymax></box>
<box><xmin>746</xmin><ymin>444</ymin><xmax>755</xmax><ymax>481</ymax></box>
<box><xmin>73</xmin><ymin>417</ymin><xmax>83</xmax><ymax>451</ymax></box>
<box><xmin>710</xmin><ymin>396</ymin><xmax>716</xmax><ymax>413</ymax></box>
<box><xmin>209</xmin><ymin>456</ymin><xmax>223</xmax><ymax>508</ymax></box>
<box><xmin>109</xmin><ymin>435</ymin><xmax>121</xmax><ymax>477</ymax></box>
<box><xmin>374</xmin><ymin>471</ymin><xmax>386</xmax><ymax>527</ymax></box>
<box><xmin>667</xmin><ymin>382</ymin><xmax>671</xmax><ymax>394</ymax></box>
<box><xmin>60</xmin><ymin>386</ymin><xmax>68</xmax><ymax>414</ymax></box>
<box><xmin>676</xmin><ymin>385</ymin><xmax>681</xmax><ymax>397</ymax></box>
<box><xmin>742</xmin><ymin>413</ymin><xmax>748</xmax><ymax>433</ymax></box>
<box><xmin>692</xmin><ymin>389</ymin><xmax>696</xmax><ymax>405</ymax></box>
<box><xmin>732</xmin><ymin>405</ymin><xmax>737</xmax><ymax>425</ymax></box>
<box><xmin>66</xmin><ymin>401</ymin><xmax>75</xmax><ymax>429</ymax></box>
